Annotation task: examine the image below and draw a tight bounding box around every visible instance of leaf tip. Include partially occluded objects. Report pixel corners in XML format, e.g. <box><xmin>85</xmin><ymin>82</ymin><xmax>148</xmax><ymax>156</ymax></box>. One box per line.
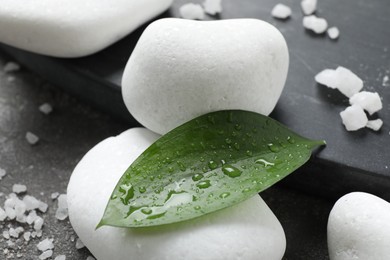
<box><xmin>95</xmin><ymin>219</ymin><xmax>106</xmax><ymax>230</ymax></box>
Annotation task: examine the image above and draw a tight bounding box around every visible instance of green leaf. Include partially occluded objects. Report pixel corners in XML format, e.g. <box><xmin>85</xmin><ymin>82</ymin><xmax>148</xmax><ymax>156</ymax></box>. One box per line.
<box><xmin>98</xmin><ymin>110</ymin><xmax>325</xmax><ymax>228</ymax></box>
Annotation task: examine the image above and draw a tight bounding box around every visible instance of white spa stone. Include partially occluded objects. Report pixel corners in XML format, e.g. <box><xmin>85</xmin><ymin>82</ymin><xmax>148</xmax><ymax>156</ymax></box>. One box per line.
<box><xmin>67</xmin><ymin>128</ymin><xmax>286</xmax><ymax>260</ymax></box>
<box><xmin>328</xmin><ymin>192</ymin><xmax>390</xmax><ymax>260</ymax></box>
<box><xmin>122</xmin><ymin>18</ymin><xmax>289</xmax><ymax>135</ymax></box>
<box><xmin>0</xmin><ymin>0</ymin><xmax>173</xmax><ymax>58</ymax></box>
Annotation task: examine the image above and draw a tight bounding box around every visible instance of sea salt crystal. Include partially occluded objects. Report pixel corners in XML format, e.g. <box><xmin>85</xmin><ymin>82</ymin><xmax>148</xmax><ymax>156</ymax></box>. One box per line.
<box><xmin>38</xmin><ymin>201</ymin><xmax>48</xmax><ymax>213</ymax></box>
<box><xmin>9</xmin><ymin>227</ymin><xmax>19</xmax><ymax>238</ymax></box>
<box><xmin>340</xmin><ymin>105</ymin><xmax>368</xmax><ymax>131</ymax></box>
<box><xmin>37</xmin><ymin>238</ymin><xmax>54</xmax><ymax>252</ymax></box>
<box><xmin>55</xmin><ymin>194</ymin><xmax>68</xmax><ymax>220</ymax></box>
<box><xmin>382</xmin><ymin>75</ymin><xmax>389</xmax><ymax>86</ymax></box>
<box><xmin>303</xmin><ymin>15</ymin><xmax>328</xmax><ymax>34</ymax></box>
<box><xmin>3</xmin><ymin>230</ymin><xmax>10</xmax><ymax>239</ymax></box>
<box><xmin>26</xmin><ymin>210</ymin><xmax>38</xmax><ymax>224</ymax></box>
<box><xmin>51</xmin><ymin>192</ymin><xmax>60</xmax><ymax>200</ymax></box>
<box><xmin>25</xmin><ymin>132</ymin><xmax>39</xmax><ymax>145</ymax></box>
<box><xmin>0</xmin><ymin>207</ymin><xmax>6</xmax><ymax>221</ymax></box>
<box><xmin>34</xmin><ymin>216</ymin><xmax>44</xmax><ymax>231</ymax></box>
<box><xmin>179</xmin><ymin>3</ymin><xmax>205</xmax><ymax>20</ymax></box>
<box><xmin>23</xmin><ymin>231</ymin><xmax>31</xmax><ymax>241</ymax></box>
<box><xmin>12</xmin><ymin>184</ymin><xmax>27</xmax><ymax>194</ymax></box>
<box><xmin>23</xmin><ymin>195</ymin><xmax>40</xmax><ymax>211</ymax></box>
<box><xmin>54</xmin><ymin>255</ymin><xmax>66</xmax><ymax>260</ymax></box>
<box><xmin>75</xmin><ymin>238</ymin><xmax>85</xmax><ymax>249</ymax></box>
<box><xmin>3</xmin><ymin>61</ymin><xmax>21</xmax><ymax>73</ymax></box>
<box><xmin>0</xmin><ymin>168</ymin><xmax>6</xmax><ymax>180</ymax></box>
<box><xmin>5</xmin><ymin>207</ymin><xmax>16</xmax><ymax>220</ymax></box>
<box><xmin>315</xmin><ymin>66</ymin><xmax>363</xmax><ymax>97</ymax></box>
<box><xmin>36</xmin><ymin>230</ymin><xmax>42</xmax><ymax>238</ymax></box>
<box><xmin>349</xmin><ymin>91</ymin><xmax>382</xmax><ymax>115</ymax></box>
<box><xmin>301</xmin><ymin>0</ymin><xmax>317</xmax><ymax>15</ymax></box>
<box><xmin>271</xmin><ymin>4</ymin><xmax>291</xmax><ymax>19</ymax></box>
<box><xmin>39</xmin><ymin>103</ymin><xmax>53</xmax><ymax>115</ymax></box>
<box><xmin>327</xmin><ymin>27</ymin><xmax>340</xmax><ymax>40</ymax></box>
<box><xmin>366</xmin><ymin>119</ymin><xmax>383</xmax><ymax>131</ymax></box>
<box><xmin>39</xmin><ymin>250</ymin><xmax>53</xmax><ymax>260</ymax></box>
<box><xmin>203</xmin><ymin>0</ymin><xmax>222</xmax><ymax>15</ymax></box>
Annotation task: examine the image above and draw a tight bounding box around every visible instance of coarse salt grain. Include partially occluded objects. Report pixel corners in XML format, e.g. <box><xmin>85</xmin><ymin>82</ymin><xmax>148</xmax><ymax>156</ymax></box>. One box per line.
<box><xmin>26</xmin><ymin>210</ymin><xmax>38</xmax><ymax>224</ymax></box>
<box><xmin>75</xmin><ymin>238</ymin><xmax>85</xmax><ymax>249</ymax></box>
<box><xmin>23</xmin><ymin>195</ymin><xmax>40</xmax><ymax>211</ymax></box>
<box><xmin>55</xmin><ymin>194</ymin><xmax>68</xmax><ymax>220</ymax></box>
<box><xmin>327</xmin><ymin>27</ymin><xmax>340</xmax><ymax>40</ymax></box>
<box><xmin>12</xmin><ymin>184</ymin><xmax>27</xmax><ymax>194</ymax></box>
<box><xmin>349</xmin><ymin>91</ymin><xmax>382</xmax><ymax>115</ymax></box>
<box><xmin>383</xmin><ymin>75</ymin><xmax>389</xmax><ymax>86</ymax></box>
<box><xmin>315</xmin><ymin>66</ymin><xmax>363</xmax><ymax>97</ymax></box>
<box><xmin>25</xmin><ymin>132</ymin><xmax>39</xmax><ymax>145</ymax></box>
<box><xmin>203</xmin><ymin>0</ymin><xmax>222</xmax><ymax>15</ymax></box>
<box><xmin>37</xmin><ymin>238</ymin><xmax>54</xmax><ymax>252</ymax></box>
<box><xmin>3</xmin><ymin>61</ymin><xmax>21</xmax><ymax>73</ymax></box>
<box><xmin>51</xmin><ymin>192</ymin><xmax>60</xmax><ymax>200</ymax></box>
<box><xmin>303</xmin><ymin>15</ymin><xmax>328</xmax><ymax>34</ymax></box>
<box><xmin>340</xmin><ymin>105</ymin><xmax>368</xmax><ymax>131</ymax></box>
<box><xmin>23</xmin><ymin>231</ymin><xmax>31</xmax><ymax>241</ymax></box>
<box><xmin>38</xmin><ymin>201</ymin><xmax>48</xmax><ymax>213</ymax></box>
<box><xmin>301</xmin><ymin>0</ymin><xmax>317</xmax><ymax>15</ymax></box>
<box><xmin>271</xmin><ymin>4</ymin><xmax>292</xmax><ymax>19</ymax></box>
<box><xmin>179</xmin><ymin>3</ymin><xmax>205</xmax><ymax>20</ymax></box>
<box><xmin>366</xmin><ymin>119</ymin><xmax>383</xmax><ymax>131</ymax></box>
<box><xmin>34</xmin><ymin>216</ymin><xmax>44</xmax><ymax>231</ymax></box>
<box><xmin>0</xmin><ymin>168</ymin><xmax>6</xmax><ymax>180</ymax></box>
<box><xmin>0</xmin><ymin>207</ymin><xmax>6</xmax><ymax>221</ymax></box>
<box><xmin>39</xmin><ymin>103</ymin><xmax>53</xmax><ymax>115</ymax></box>
<box><xmin>55</xmin><ymin>255</ymin><xmax>66</xmax><ymax>260</ymax></box>
<box><xmin>39</xmin><ymin>250</ymin><xmax>53</xmax><ymax>260</ymax></box>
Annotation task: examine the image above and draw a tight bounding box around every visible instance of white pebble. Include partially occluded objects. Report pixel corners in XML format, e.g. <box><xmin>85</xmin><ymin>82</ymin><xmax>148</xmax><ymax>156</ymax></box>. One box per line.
<box><xmin>349</xmin><ymin>91</ymin><xmax>382</xmax><ymax>115</ymax></box>
<box><xmin>39</xmin><ymin>250</ymin><xmax>53</xmax><ymax>260</ymax></box>
<box><xmin>340</xmin><ymin>105</ymin><xmax>368</xmax><ymax>131</ymax></box>
<box><xmin>179</xmin><ymin>3</ymin><xmax>205</xmax><ymax>20</ymax></box>
<box><xmin>12</xmin><ymin>184</ymin><xmax>27</xmax><ymax>194</ymax></box>
<box><xmin>75</xmin><ymin>238</ymin><xmax>85</xmax><ymax>249</ymax></box>
<box><xmin>301</xmin><ymin>0</ymin><xmax>317</xmax><ymax>15</ymax></box>
<box><xmin>303</xmin><ymin>15</ymin><xmax>328</xmax><ymax>34</ymax></box>
<box><xmin>271</xmin><ymin>4</ymin><xmax>292</xmax><ymax>19</ymax></box>
<box><xmin>328</xmin><ymin>192</ymin><xmax>390</xmax><ymax>260</ymax></box>
<box><xmin>39</xmin><ymin>103</ymin><xmax>53</xmax><ymax>115</ymax></box>
<box><xmin>3</xmin><ymin>61</ymin><xmax>21</xmax><ymax>73</ymax></box>
<box><xmin>25</xmin><ymin>132</ymin><xmax>39</xmax><ymax>145</ymax></box>
<box><xmin>34</xmin><ymin>216</ymin><xmax>44</xmax><ymax>231</ymax></box>
<box><xmin>37</xmin><ymin>238</ymin><xmax>54</xmax><ymax>252</ymax></box>
<box><xmin>327</xmin><ymin>27</ymin><xmax>340</xmax><ymax>40</ymax></box>
<box><xmin>54</xmin><ymin>255</ymin><xmax>66</xmax><ymax>260</ymax></box>
<box><xmin>0</xmin><ymin>168</ymin><xmax>6</xmax><ymax>180</ymax></box>
<box><xmin>366</xmin><ymin>119</ymin><xmax>383</xmax><ymax>131</ymax></box>
<box><xmin>203</xmin><ymin>0</ymin><xmax>222</xmax><ymax>15</ymax></box>
<box><xmin>315</xmin><ymin>66</ymin><xmax>363</xmax><ymax>97</ymax></box>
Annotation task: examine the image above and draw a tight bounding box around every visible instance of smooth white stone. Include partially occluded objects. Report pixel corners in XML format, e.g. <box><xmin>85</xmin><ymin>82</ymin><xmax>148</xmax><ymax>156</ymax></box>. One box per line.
<box><xmin>0</xmin><ymin>0</ymin><xmax>173</xmax><ymax>57</ymax></box>
<box><xmin>122</xmin><ymin>18</ymin><xmax>289</xmax><ymax>134</ymax></box>
<box><xmin>328</xmin><ymin>192</ymin><xmax>390</xmax><ymax>260</ymax></box>
<box><xmin>67</xmin><ymin>128</ymin><xmax>286</xmax><ymax>260</ymax></box>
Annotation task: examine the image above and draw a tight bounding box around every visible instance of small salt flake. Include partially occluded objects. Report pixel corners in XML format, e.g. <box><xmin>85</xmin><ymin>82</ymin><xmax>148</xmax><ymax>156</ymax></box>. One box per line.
<box><xmin>23</xmin><ymin>231</ymin><xmax>31</xmax><ymax>241</ymax></box>
<box><xmin>55</xmin><ymin>255</ymin><xmax>66</xmax><ymax>260</ymax></box>
<box><xmin>349</xmin><ymin>91</ymin><xmax>382</xmax><ymax>115</ymax></box>
<box><xmin>39</xmin><ymin>250</ymin><xmax>53</xmax><ymax>260</ymax></box>
<box><xmin>37</xmin><ymin>238</ymin><xmax>54</xmax><ymax>252</ymax></box>
<box><xmin>3</xmin><ymin>61</ymin><xmax>21</xmax><ymax>73</ymax></box>
<box><xmin>271</xmin><ymin>4</ymin><xmax>291</xmax><ymax>19</ymax></box>
<box><xmin>34</xmin><ymin>216</ymin><xmax>44</xmax><ymax>231</ymax></box>
<box><xmin>3</xmin><ymin>230</ymin><xmax>10</xmax><ymax>239</ymax></box>
<box><xmin>75</xmin><ymin>238</ymin><xmax>85</xmax><ymax>249</ymax></box>
<box><xmin>340</xmin><ymin>105</ymin><xmax>368</xmax><ymax>131</ymax></box>
<box><xmin>23</xmin><ymin>195</ymin><xmax>40</xmax><ymax>211</ymax></box>
<box><xmin>303</xmin><ymin>15</ymin><xmax>328</xmax><ymax>34</ymax></box>
<box><xmin>366</xmin><ymin>119</ymin><xmax>383</xmax><ymax>131</ymax></box>
<box><xmin>26</xmin><ymin>210</ymin><xmax>38</xmax><ymax>224</ymax></box>
<box><xmin>25</xmin><ymin>132</ymin><xmax>39</xmax><ymax>145</ymax></box>
<box><xmin>327</xmin><ymin>27</ymin><xmax>340</xmax><ymax>40</ymax></box>
<box><xmin>12</xmin><ymin>184</ymin><xmax>27</xmax><ymax>194</ymax></box>
<box><xmin>179</xmin><ymin>3</ymin><xmax>205</xmax><ymax>20</ymax></box>
<box><xmin>56</xmin><ymin>194</ymin><xmax>68</xmax><ymax>220</ymax></box>
<box><xmin>383</xmin><ymin>75</ymin><xmax>389</xmax><ymax>86</ymax></box>
<box><xmin>301</xmin><ymin>0</ymin><xmax>317</xmax><ymax>15</ymax></box>
<box><xmin>0</xmin><ymin>168</ymin><xmax>6</xmax><ymax>180</ymax></box>
<box><xmin>5</xmin><ymin>207</ymin><xmax>16</xmax><ymax>220</ymax></box>
<box><xmin>38</xmin><ymin>103</ymin><xmax>53</xmax><ymax>115</ymax></box>
<box><xmin>203</xmin><ymin>0</ymin><xmax>222</xmax><ymax>15</ymax></box>
<box><xmin>38</xmin><ymin>201</ymin><xmax>48</xmax><ymax>213</ymax></box>
<box><xmin>0</xmin><ymin>207</ymin><xmax>6</xmax><ymax>221</ymax></box>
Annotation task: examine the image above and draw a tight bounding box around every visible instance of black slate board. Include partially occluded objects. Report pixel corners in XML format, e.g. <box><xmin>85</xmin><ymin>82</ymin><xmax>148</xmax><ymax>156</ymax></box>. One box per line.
<box><xmin>1</xmin><ymin>0</ymin><xmax>389</xmax><ymax>200</ymax></box>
